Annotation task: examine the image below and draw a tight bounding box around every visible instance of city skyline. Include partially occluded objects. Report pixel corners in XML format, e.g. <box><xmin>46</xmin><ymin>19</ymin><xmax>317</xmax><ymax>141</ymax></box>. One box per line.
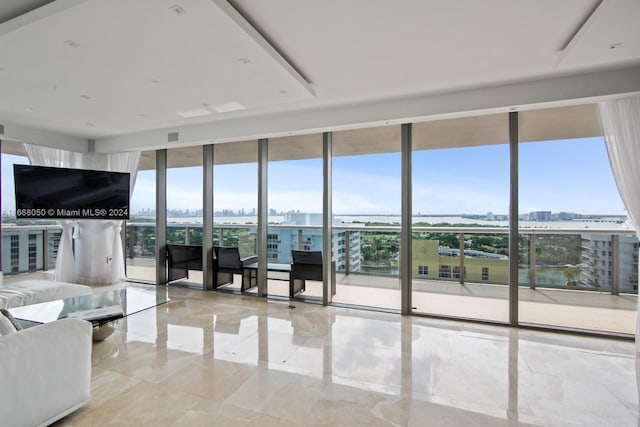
<box><xmin>1</xmin><ymin>136</ymin><xmax>627</xmax><ymax>216</ymax></box>
<box><xmin>123</xmin><ymin>207</ymin><xmax>625</xmax><ymax>220</ymax></box>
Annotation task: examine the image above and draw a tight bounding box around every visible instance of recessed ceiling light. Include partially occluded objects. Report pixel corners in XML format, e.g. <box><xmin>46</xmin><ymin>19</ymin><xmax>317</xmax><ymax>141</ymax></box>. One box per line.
<box><xmin>169</xmin><ymin>5</ymin><xmax>186</xmax><ymax>15</ymax></box>
<box><xmin>238</xmin><ymin>58</ymin><xmax>251</xmax><ymax>64</ymax></box>
<box><xmin>609</xmin><ymin>43</ymin><xmax>623</xmax><ymax>50</ymax></box>
<box><xmin>211</xmin><ymin>102</ymin><xmax>246</xmax><ymax>113</ymax></box>
<box><xmin>64</xmin><ymin>40</ymin><xmax>80</xmax><ymax>48</ymax></box>
<box><xmin>80</xmin><ymin>94</ymin><xmax>92</xmax><ymax>100</ymax></box>
<box><xmin>177</xmin><ymin>108</ymin><xmax>213</xmax><ymax>118</ymax></box>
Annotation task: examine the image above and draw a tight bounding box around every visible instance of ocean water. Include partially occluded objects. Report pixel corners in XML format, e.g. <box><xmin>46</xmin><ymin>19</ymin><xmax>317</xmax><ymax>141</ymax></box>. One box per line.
<box><xmin>150</xmin><ymin>214</ymin><xmax>629</xmax><ymax>230</ymax></box>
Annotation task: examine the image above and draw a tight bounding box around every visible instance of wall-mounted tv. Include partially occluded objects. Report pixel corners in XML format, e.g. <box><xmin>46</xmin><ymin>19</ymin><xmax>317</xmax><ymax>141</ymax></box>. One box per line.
<box><xmin>14</xmin><ymin>165</ymin><xmax>130</xmax><ymax>220</ymax></box>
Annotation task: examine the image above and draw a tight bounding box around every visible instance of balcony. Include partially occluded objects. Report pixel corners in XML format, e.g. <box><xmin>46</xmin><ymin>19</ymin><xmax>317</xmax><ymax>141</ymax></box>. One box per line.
<box><xmin>2</xmin><ymin>223</ymin><xmax>637</xmax><ymax>336</ymax></box>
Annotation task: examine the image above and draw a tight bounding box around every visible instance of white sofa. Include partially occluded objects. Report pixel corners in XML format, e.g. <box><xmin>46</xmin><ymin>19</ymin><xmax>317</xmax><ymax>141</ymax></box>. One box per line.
<box><xmin>0</xmin><ymin>279</ymin><xmax>92</xmax><ymax>309</ymax></box>
<box><xmin>0</xmin><ymin>318</ymin><xmax>93</xmax><ymax>427</ymax></box>
<box><xmin>0</xmin><ymin>274</ymin><xmax>94</xmax><ymax>426</ymax></box>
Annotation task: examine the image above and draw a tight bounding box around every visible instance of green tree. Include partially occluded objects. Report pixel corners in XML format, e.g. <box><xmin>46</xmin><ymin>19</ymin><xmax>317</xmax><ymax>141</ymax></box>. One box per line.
<box><xmin>564</xmin><ymin>266</ymin><xmax>582</xmax><ymax>286</ymax></box>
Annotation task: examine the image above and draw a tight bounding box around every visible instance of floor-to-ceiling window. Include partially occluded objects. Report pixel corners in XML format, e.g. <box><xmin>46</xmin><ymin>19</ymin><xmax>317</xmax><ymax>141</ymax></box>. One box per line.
<box><xmin>332</xmin><ymin>125</ymin><xmax>402</xmax><ymax>310</ymax></box>
<box><xmin>517</xmin><ymin>129</ymin><xmax>637</xmax><ymax>334</ymax></box>
<box><xmin>166</xmin><ymin>147</ymin><xmax>204</xmax><ymax>287</ymax></box>
<box><xmin>213</xmin><ymin>140</ymin><xmax>258</xmax><ymax>292</ymax></box>
<box><xmin>267</xmin><ymin>134</ymin><xmax>323</xmax><ymax>300</ymax></box>
<box><xmin>411</xmin><ymin>114</ymin><xmax>510</xmax><ymax>322</ymax></box>
<box><xmin>4</xmin><ymin>102</ymin><xmax>636</xmax><ymax>339</ymax></box>
<box><xmin>125</xmin><ymin>150</ymin><xmax>156</xmax><ymax>283</ymax></box>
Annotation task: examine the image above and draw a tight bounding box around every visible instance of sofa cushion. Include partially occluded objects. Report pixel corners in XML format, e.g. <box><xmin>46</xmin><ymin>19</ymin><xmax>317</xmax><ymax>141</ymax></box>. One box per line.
<box><xmin>0</xmin><ymin>314</ymin><xmax>16</xmax><ymax>335</ymax></box>
<box><xmin>0</xmin><ymin>309</ymin><xmax>23</xmax><ymax>332</ymax></box>
<box><xmin>0</xmin><ymin>280</ymin><xmax>92</xmax><ymax>309</ymax></box>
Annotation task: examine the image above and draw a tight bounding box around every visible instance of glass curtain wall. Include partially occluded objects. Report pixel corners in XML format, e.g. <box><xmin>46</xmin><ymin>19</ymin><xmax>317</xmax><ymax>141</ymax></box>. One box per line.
<box><xmin>517</xmin><ymin>131</ymin><xmax>637</xmax><ymax>335</ymax></box>
<box><xmin>166</xmin><ymin>146</ymin><xmax>204</xmax><ymax>287</ymax></box>
<box><xmin>125</xmin><ymin>150</ymin><xmax>156</xmax><ymax>283</ymax></box>
<box><xmin>411</xmin><ymin>115</ymin><xmax>510</xmax><ymax>322</ymax></box>
<box><xmin>332</xmin><ymin>125</ymin><xmax>402</xmax><ymax>310</ymax></box>
<box><xmin>268</xmin><ymin>134</ymin><xmax>323</xmax><ymax>300</ymax></box>
<box><xmin>213</xmin><ymin>140</ymin><xmax>258</xmax><ymax>292</ymax></box>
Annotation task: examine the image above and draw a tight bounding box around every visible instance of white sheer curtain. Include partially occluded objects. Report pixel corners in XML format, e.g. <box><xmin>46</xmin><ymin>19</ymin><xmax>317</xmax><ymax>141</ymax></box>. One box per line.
<box><xmin>24</xmin><ymin>145</ymin><xmax>140</xmax><ymax>286</ymax></box>
<box><xmin>599</xmin><ymin>95</ymin><xmax>640</xmax><ymax>350</ymax></box>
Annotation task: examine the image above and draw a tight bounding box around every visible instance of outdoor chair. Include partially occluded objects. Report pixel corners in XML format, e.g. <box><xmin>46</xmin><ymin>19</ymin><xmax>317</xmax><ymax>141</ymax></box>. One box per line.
<box><xmin>166</xmin><ymin>244</ymin><xmax>203</xmax><ymax>283</ymax></box>
<box><xmin>289</xmin><ymin>250</ymin><xmax>336</xmax><ymax>298</ymax></box>
<box><xmin>214</xmin><ymin>246</ymin><xmax>258</xmax><ymax>291</ymax></box>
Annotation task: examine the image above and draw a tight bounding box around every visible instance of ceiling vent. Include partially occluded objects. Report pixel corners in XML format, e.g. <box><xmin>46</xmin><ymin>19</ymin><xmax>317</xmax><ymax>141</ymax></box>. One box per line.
<box><xmin>177</xmin><ymin>108</ymin><xmax>212</xmax><ymax>118</ymax></box>
<box><xmin>212</xmin><ymin>102</ymin><xmax>246</xmax><ymax>113</ymax></box>
<box><xmin>168</xmin><ymin>132</ymin><xmax>179</xmax><ymax>142</ymax></box>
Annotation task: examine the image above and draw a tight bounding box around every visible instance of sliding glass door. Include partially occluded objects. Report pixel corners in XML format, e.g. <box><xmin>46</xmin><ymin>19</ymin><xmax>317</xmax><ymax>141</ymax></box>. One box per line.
<box><xmin>267</xmin><ymin>134</ymin><xmax>323</xmax><ymax>300</ymax></box>
<box><xmin>213</xmin><ymin>141</ymin><xmax>258</xmax><ymax>292</ymax></box>
<box><xmin>411</xmin><ymin>114</ymin><xmax>510</xmax><ymax>322</ymax></box>
<box><xmin>518</xmin><ymin>133</ymin><xmax>637</xmax><ymax>334</ymax></box>
<box><xmin>332</xmin><ymin>125</ymin><xmax>402</xmax><ymax>310</ymax></box>
<box><xmin>126</xmin><ymin>150</ymin><xmax>156</xmax><ymax>283</ymax></box>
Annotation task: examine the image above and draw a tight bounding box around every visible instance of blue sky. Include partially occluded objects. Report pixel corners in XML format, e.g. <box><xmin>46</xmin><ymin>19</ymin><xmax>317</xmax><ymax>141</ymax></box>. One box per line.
<box><xmin>1</xmin><ymin>137</ymin><xmax>626</xmax><ymax>216</ymax></box>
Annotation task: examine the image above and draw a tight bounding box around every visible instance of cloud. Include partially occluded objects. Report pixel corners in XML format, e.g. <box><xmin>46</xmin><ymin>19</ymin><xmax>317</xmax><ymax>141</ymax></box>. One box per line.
<box><xmin>166</xmin><ymin>184</ymin><xmax>203</xmax><ymax>211</ymax></box>
<box><xmin>413</xmin><ymin>181</ymin><xmax>508</xmax><ymax>214</ymax></box>
<box><xmin>332</xmin><ymin>168</ymin><xmax>401</xmax><ymax>213</ymax></box>
<box><xmin>214</xmin><ymin>191</ymin><xmax>257</xmax><ymax>211</ymax></box>
<box><xmin>269</xmin><ymin>190</ymin><xmax>323</xmax><ymax>212</ymax></box>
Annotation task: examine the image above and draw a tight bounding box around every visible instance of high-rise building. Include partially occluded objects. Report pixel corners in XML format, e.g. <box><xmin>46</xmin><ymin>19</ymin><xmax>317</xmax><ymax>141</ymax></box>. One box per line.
<box><xmin>267</xmin><ymin>213</ymin><xmax>361</xmax><ymax>272</ymax></box>
<box><xmin>1</xmin><ymin>226</ymin><xmax>61</xmax><ymax>273</ymax></box>
<box><xmin>529</xmin><ymin>211</ymin><xmax>552</xmax><ymax>221</ymax></box>
<box><xmin>581</xmin><ymin>234</ymin><xmax>639</xmax><ymax>292</ymax></box>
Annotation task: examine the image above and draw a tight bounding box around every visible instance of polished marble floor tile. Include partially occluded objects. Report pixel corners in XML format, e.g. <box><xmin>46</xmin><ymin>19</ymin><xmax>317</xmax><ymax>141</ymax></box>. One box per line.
<box><xmin>54</xmin><ymin>284</ymin><xmax>639</xmax><ymax>427</ymax></box>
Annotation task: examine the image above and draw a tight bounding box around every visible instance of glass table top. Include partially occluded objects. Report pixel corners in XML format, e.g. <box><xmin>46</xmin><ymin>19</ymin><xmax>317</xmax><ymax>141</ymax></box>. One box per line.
<box><xmin>9</xmin><ymin>287</ymin><xmax>169</xmax><ymax>325</ymax></box>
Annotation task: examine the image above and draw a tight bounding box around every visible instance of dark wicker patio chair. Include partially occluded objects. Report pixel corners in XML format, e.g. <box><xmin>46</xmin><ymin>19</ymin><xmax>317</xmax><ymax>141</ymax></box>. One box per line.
<box><xmin>214</xmin><ymin>246</ymin><xmax>258</xmax><ymax>291</ymax></box>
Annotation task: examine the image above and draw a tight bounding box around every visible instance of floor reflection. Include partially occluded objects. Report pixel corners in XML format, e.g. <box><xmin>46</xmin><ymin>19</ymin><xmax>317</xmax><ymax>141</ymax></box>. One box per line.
<box><xmin>75</xmin><ymin>284</ymin><xmax>638</xmax><ymax>426</ymax></box>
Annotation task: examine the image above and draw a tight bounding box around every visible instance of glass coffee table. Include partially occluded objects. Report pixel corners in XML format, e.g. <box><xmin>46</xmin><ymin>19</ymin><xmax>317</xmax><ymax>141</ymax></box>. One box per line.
<box><xmin>9</xmin><ymin>287</ymin><xmax>169</xmax><ymax>341</ymax></box>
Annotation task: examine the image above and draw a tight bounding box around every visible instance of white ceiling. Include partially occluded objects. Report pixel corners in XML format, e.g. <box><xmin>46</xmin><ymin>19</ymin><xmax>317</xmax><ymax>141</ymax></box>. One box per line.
<box><xmin>0</xmin><ymin>0</ymin><xmax>639</xmax><ymax>151</ymax></box>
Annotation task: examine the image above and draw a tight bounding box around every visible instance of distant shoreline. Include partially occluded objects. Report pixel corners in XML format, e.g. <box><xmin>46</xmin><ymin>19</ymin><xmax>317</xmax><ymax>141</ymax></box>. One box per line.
<box><xmin>125</xmin><ymin>214</ymin><xmax>629</xmax><ymax>230</ymax></box>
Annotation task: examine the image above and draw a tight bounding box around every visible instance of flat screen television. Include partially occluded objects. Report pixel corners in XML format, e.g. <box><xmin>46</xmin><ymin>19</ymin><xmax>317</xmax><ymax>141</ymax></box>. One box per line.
<box><xmin>14</xmin><ymin>165</ymin><xmax>130</xmax><ymax>220</ymax></box>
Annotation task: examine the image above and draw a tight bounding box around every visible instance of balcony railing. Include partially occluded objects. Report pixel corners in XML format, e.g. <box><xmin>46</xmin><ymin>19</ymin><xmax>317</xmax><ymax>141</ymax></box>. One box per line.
<box><xmin>3</xmin><ymin>222</ymin><xmax>637</xmax><ymax>296</ymax></box>
<box><xmin>123</xmin><ymin>222</ymin><xmax>639</xmax><ymax>295</ymax></box>
<box><xmin>1</xmin><ymin>224</ymin><xmax>63</xmax><ymax>274</ymax></box>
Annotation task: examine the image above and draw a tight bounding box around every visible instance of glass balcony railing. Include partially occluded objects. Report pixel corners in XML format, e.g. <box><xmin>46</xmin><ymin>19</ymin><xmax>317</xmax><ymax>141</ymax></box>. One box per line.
<box><xmin>2</xmin><ymin>223</ymin><xmax>637</xmax><ymax>296</ymax></box>
<box><xmin>518</xmin><ymin>229</ymin><xmax>639</xmax><ymax>294</ymax></box>
<box><xmin>215</xmin><ymin>226</ymin><xmax>257</xmax><ymax>259</ymax></box>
